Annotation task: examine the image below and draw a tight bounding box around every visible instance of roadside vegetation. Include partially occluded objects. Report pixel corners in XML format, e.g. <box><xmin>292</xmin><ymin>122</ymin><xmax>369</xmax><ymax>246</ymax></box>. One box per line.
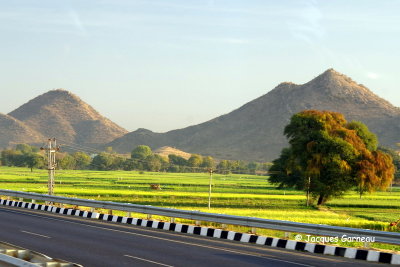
<box><xmin>0</xmin><ymin>166</ymin><xmax>399</xmax><ymax>251</ymax></box>
<box><xmin>0</xmin><ymin>167</ymin><xmax>399</xmax><ymax>229</ymax></box>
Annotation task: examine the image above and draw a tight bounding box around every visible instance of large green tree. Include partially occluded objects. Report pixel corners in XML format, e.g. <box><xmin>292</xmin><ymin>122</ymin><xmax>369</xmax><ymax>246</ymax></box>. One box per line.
<box><xmin>25</xmin><ymin>153</ymin><xmax>45</xmax><ymax>172</ymax></box>
<box><xmin>131</xmin><ymin>145</ymin><xmax>153</xmax><ymax>160</ymax></box>
<box><xmin>201</xmin><ymin>156</ymin><xmax>215</xmax><ymax>169</ymax></box>
<box><xmin>145</xmin><ymin>154</ymin><xmax>164</xmax><ymax>172</ymax></box>
<box><xmin>59</xmin><ymin>154</ymin><xmax>76</xmax><ymax>170</ymax></box>
<box><xmin>91</xmin><ymin>153</ymin><xmax>114</xmax><ymax>170</ymax></box>
<box><xmin>269</xmin><ymin>110</ymin><xmax>394</xmax><ymax>205</ymax></box>
<box><xmin>188</xmin><ymin>154</ymin><xmax>203</xmax><ymax>168</ymax></box>
<box><xmin>168</xmin><ymin>154</ymin><xmax>188</xmax><ymax>166</ymax></box>
<box><xmin>73</xmin><ymin>152</ymin><xmax>92</xmax><ymax>170</ymax></box>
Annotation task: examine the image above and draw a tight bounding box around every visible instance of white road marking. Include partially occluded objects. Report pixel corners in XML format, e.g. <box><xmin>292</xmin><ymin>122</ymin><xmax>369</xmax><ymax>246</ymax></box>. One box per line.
<box><xmin>3</xmin><ymin>207</ymin><xmax>318</xmax><ymax>266</ymax></box>
<box><xmin>21</xmin><ymin>230</ymin><xmax>51</xmax><ymax>239</ymax></box>
<box><xmin>124</xmin><ymin>254</ymin><xmax>174</xmax><ymax>267</ymax></box>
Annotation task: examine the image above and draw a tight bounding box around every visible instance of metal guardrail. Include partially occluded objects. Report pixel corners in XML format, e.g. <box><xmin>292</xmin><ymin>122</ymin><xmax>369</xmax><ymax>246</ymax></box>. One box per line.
<box><xmin>0</xmin><ymin>241</ymin><xmax>80</xmax><ymax>267</ymax></box>
<box><xmin>1</xmin><ymin>189</ymin><xmax>399</xmax><ymax>245</ymax></box>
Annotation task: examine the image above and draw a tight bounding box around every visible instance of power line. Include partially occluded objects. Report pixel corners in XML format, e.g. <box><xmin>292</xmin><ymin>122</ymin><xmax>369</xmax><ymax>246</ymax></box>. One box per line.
<box><xmin>56</xmin><ymin>138</ymin><xmax>101</xmax><ymax>154</ymax></box>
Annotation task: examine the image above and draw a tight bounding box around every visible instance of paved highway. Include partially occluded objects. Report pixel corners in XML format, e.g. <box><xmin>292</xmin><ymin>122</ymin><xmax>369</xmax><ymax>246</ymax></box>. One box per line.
<box><xmin>0</xmin><ymin>206</ymin><xmax>385</xmax><ymax>267</ymax></box>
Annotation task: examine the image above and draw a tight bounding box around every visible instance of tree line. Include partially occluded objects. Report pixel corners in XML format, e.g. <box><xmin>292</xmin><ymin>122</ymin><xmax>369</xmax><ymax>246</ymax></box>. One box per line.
<box><xmin>0</xmin><ymin>144</ymin><xmax>271</xmax><ymax>175</ymax></box>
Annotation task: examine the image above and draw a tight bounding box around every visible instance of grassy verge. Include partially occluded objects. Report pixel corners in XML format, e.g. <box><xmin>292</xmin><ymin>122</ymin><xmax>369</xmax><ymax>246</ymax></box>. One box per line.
<box><xmin>1</xmin><ymin>166</ymin><xmax>399</xmax><ymax>252</ymax></box>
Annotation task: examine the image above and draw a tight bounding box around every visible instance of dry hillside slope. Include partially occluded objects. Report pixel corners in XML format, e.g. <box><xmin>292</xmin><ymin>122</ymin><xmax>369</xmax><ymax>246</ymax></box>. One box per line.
<box><xmin>154</xmin><ymin>146</ymin><xmax>192</xmax><ymax>160</ymax></box>
<box><xmin>8</xmin><ymin>89</ymin><xmax>128</xmax><ymax>146</ymax></box>
<box><xmin>107</xmin><ymin>69</ymin><xmax>400</xmax><ymax>161</ymax></box>
<box><xmin>0</xmin><ymin>113</ymin><xmax>43</xmax><ymax>149</ymax></box>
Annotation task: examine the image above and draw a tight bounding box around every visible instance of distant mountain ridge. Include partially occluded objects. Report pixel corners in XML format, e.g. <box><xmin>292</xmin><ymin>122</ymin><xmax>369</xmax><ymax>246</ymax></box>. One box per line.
<box><xmin>106</xmin><ymin>69</ymin><xmax>400</xmax><ymax>161</ymax></box>
<box><xmin>1</xmin><ymin>89</ymin><xmax>127</xmax><ymax>148</ymax></box>
<box><xmin>1</xmin><ymin>70</ymin><xmax>399</xmax><ymax>161</ymax></box>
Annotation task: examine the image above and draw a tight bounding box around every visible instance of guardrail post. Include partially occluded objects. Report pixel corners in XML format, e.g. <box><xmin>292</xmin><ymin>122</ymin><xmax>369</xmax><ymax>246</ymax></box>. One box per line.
<box><xmin>19</xmin><ymin>198</ymin><xmax>23</xmax><ymax>202</ymax></box>
<box><xmin>147</xmin><ymin>214</ymin><xmax>152</xmax><ymax>220</ymax></box>
<box><xmin>108</xmin><ymin>210</ymin><xmax>113</xmax><ymax>215</ymax></box>
<box><xmin>170</xmin><ymin>218</ymin><xmax>175</xmax><ymax>223</ymax></box>
<box><xmin>127</xmin><ymin>212</ymin><xmax>131</xmax><ymax>217</ymax></box>
<box><xmin>31</xmin><ymin>199</ymin><xmax>35</xmax><ymax>204</ymax></box>
<box><xmin>251</xmin><ymin>227</ymin><xmax>257</xmax><ymax>234</ymax></box>
<box><xmin>90</xmin><ymin>208</ymin><xmax>95</xmax><ymax>212</ymax></box>
<box><xmin>222</xmin><ymin>224</ymin><xmax>227</xmax><ymax>230</ymax></box>
<box><xmin>195</xmin><ymin>220</ymin><xmax>201</xmax><ymax>226</ymax></box>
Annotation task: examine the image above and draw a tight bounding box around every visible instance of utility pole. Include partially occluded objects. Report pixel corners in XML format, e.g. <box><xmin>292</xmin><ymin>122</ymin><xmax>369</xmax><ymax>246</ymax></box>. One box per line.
<box><xmin>41</xmin><ymin>138</ymin><xmax>59</xmax><ymax>196</ymax></box>
<box><xmin>208</xmin><ymin>168</ymin><xmax>213</xmax><ymax>209</ymax></box>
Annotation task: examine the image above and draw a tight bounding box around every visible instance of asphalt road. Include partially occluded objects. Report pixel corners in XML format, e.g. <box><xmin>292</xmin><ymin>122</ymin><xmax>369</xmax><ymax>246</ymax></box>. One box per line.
<box><xmin>0</xmin><ymin>206</ymin><xmax>386</xmax><ymax>267</ymax></box>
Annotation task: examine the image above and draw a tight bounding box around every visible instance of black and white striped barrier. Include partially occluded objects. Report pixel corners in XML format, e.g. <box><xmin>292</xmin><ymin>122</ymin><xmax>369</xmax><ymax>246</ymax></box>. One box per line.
<box><xmin>0</xmin><ymin>199</ymin><xmax>99</xmax><ymax>219</ymax></box>
<box><xmin>1</xmin><ymin>199</ymin><xmax>399</xmax><ymax>265</ymax></box>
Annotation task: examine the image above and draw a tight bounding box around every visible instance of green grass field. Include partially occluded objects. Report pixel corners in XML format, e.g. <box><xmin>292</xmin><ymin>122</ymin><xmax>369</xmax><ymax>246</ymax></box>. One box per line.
<box><xmin>1</xmin><ymin>166</ymin><xmax>399</xmax><ymax>251</ymax></box>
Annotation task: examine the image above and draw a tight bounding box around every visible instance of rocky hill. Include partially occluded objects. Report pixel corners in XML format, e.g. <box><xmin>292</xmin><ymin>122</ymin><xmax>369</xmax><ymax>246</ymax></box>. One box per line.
<box><xmin>0</xmin><ymin>113</ymin><xmax>43</xmax><ymax>149</ymax></box>
<box><xmin>8</xmin><ymin>89</ymin><xmax>128</xmax><ymax>147</ymax></box>
<box><xmin>107</xmin><ymin>69</ymin><xmax>400</xmax><ymax>161</ymax></box>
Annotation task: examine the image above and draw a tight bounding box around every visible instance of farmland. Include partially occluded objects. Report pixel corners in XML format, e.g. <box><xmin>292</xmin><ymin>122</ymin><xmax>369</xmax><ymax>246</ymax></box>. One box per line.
<box><xmin>0</xmin><ymin>166</ymin><xmax>399</xmax><ymax>251</ymax></box>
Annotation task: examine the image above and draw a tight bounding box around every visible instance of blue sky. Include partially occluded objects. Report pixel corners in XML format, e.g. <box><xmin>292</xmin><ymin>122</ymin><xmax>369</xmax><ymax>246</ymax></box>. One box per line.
<box><xmin>0</xmin><ymin>0</ymin><xmax>399</xmax><ymax>132</ymax></box>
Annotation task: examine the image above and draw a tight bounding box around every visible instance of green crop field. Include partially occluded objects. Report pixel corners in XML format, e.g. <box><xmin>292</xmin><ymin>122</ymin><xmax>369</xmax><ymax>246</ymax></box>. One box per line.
<box><xmin>1</xmin><ymin>166</ymin><xmax>399</xmax><ymax>251</ymax></box>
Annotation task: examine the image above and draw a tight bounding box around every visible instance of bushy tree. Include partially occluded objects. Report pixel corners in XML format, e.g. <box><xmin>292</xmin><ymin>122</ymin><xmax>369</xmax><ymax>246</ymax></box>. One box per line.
<box><xmin>217</xmin><ymin>160</ymin><xmax>231</xmax><ymax>174</ymax></box>
<box><xmin>122</xmin><ymin>159</ymin><xmax>136</xmax><ymax>171</ymax></box>
<box><xmin>269</xmin><ymin>110</ymin><xmax>395</xmax><ymax>205</ymax></box>
<box><xmin>145</xmin><ymin>154</ymin><xmax>162</xmax><ymax>172</ymax></box>
<box><xmin>91</xmin><ymin>153</ymin><xmax>114</xmax><ymax>170</ymax></box>
<box><xmin>1</xmin><ymin>145</ymin><xmax>44</xmax><ymax>171</ymax></box>
<box><xmin>1</xmin><ymin>150</ymin><xmax>24</xmax><ymax>166</ymax></box>
<box><xmin>247</xmin><ymin>162</ymin><xmax>259</xmax><ymax>174</ymax></box>
<box><xmin>131</xmin><ymin>145</ymin><xmax>153</xmax><ymax>160</ymax></box>
<box><xmin>25</xmin><ymin>153</ymin><xmax>45</xmax><ymax>171</ymax></box>
<box><xmin>154</xmin><ymin>154</ymin><xmax>169</xmax><ymax>171</ymax></box>
<box><xmin>188</xmin><ymin>154</ymin><xmax>203</xmax><ymax>168</ymax></box>
<box><xmin>201</xmin><ymin>156</ymin><xmax>215</xmax><ymax>169</ymax></box>
<box><xmin>59</xmin><ymin>154</ymin><xmax>76</xmax><ymax>170</ymax></box>
<box><xmin>73</xmin><ymin>152</ymin><xmax>92</xmax><ymax>169</ymax></box>
<box><xmin>110</xmin><ymin>156</ymin><xmax>126</xmax><ymax>170</ymax></box>
<box><xmin>1</xmin><ymin>149</ymin><xmax>34</xmax><ymax>167</ymax></box>
<box><xmin>231</xmin><ymin>160</ymin><xmax>247</xmax><ymax>173</ymax></box>
<box><xmin>16</xmin><ymin>144</ymin><xmax>34</xmax><ymax>154</ymax></box>
<box><xmin>168</xmin><ymin>154</ymin><xmax>188</xmax><ymax>166</ymax></box>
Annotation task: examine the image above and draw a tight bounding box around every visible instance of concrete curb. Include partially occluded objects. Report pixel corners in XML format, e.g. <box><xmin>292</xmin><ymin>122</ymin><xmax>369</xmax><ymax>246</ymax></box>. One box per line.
<box><xmin>2</xmin><ymin>199</ymin><xmax>399</xmax><ymax>265</ymax></box>
<box><xmin>1</xmin><ymin>240</ymin><xmax>82</xmax><ymax>267</ymax></box>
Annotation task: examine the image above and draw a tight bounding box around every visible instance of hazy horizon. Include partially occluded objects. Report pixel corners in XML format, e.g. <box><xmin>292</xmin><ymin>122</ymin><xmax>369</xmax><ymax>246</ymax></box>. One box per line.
<box><xmin>1</xmin><ymin>0</ymin><xmax>399</xmax><ymax>132</ymax></box>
